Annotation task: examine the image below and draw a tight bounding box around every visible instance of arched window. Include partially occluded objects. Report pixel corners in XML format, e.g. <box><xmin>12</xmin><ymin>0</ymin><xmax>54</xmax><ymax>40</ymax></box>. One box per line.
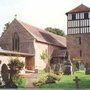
<box><xmin>12</xmin><ymin>32</ymin><xmax>19</xmax><ymax>51</ymax></box>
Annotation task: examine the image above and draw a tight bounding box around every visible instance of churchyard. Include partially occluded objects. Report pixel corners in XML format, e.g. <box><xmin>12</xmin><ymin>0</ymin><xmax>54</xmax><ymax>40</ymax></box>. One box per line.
<box><xmin>40</xmin><ymin>70</ymin><xmax>90</xmax><ymax>89</ymax></box>
<box><xmin>0</xmin><ymin>56</ymin><xmax>90</xmax><ymax>89</ymax></box>
<box><xmin>32</xmin><ymin>59</ymin><xmax>90</xmax><ymax>89</ymax></box>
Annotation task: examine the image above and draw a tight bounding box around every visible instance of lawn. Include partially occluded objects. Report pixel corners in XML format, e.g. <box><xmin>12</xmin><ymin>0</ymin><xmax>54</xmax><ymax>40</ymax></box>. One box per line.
<box><xmin>40</xmin><ymin>71</ymin><xmax>90</xmax><ymax>89</ymax></box>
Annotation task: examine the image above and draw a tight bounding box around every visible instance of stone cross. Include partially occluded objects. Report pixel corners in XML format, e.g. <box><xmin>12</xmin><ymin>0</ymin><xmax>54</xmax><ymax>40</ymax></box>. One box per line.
<box><xmin>73</xmin><ymin>76</ymin><xmax>80</xmax><ymax>88</ymax></box>
<box><xmin>14</xmin><ymin>14</ymin><xmax>17</xmax><ymax>19</ymax></box>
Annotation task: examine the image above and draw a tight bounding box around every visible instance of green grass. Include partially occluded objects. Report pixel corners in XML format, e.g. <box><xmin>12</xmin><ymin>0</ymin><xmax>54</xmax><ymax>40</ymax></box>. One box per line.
<box><xmin>15</xmin><ymin>77</ymin><xmax>27</xmax><ymax>88</ymax></box>
<box><xmin>40</xmin><ymin>71</ymin><xmax>90</xmax><ymax>89</ymax></box>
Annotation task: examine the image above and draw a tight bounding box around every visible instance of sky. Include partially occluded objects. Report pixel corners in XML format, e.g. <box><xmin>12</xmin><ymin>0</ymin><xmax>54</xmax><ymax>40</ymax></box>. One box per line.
<box><xmin>0</xmin><ymin>0</ymin><xmax>90</xmax><ymax>36</ymax></box>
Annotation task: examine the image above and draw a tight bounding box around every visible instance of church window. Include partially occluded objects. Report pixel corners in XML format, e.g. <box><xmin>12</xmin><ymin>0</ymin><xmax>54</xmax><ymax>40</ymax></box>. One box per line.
<box><xmin>72</xmin><ymin>14</ymin><xmax>76</xmax><ymax>20</ymax></box>
<box><xmin>79</xmin><ymin>37</ymin><xmax>81</xmax><ymax>45</ymax></box>
<box><xmin>12</xmin><ymin>32</ymin><xmax>19</xmax><ymax>51</ymax></box>
<box><xmin>84</xmin><ymin>13</ymin><xmax>88</xmax><ymax>19</ymax></box>
<box><xmin>80</xmin><ymin>50</ymin><xmax>82</xmax><ymax>57</ymax></box>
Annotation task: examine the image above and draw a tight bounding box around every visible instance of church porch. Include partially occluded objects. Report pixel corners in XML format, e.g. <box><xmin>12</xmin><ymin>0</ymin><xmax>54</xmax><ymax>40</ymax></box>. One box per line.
<box><xmin>0</xmin><ymin>49</ymin><xmax>35</xmax><ymax>75</ymax></box>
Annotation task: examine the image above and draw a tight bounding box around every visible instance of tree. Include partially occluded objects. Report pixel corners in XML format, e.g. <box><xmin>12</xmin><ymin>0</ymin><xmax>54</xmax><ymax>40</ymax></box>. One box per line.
<box><xmin>45</xmin><ymin>27</ymin><xmax>65</xmax><ymax>36</ymax></box>
<box><xmin>1</xmin><ymin>22</ymin><xmax>10</xmax><ymax>36</ymax></box>
<box><xmin>5</xmin><ymin>22</ymin><xmax>10</xmax><ymax>30</ymax></box>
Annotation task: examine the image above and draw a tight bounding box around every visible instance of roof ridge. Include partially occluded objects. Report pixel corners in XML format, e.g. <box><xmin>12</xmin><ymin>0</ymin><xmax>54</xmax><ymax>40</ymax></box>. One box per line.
<box><xmin>66</xmin><ymin>4</ymin><xmax>90</xmax><ymax>14</ymax></box>
<box><xmin>16</xmin><ymin>19</ymin><xmax>65</xmax><ymax>38</ymax></box>
<box><xmin>15</xmin><ymin>19</ymin><xmax>66</xmax><ymax>47</ymax></box>
<box><xmin>16</xmin><ymin>19</ymin><xmax>37</xmax><ymax>39</ymax></box>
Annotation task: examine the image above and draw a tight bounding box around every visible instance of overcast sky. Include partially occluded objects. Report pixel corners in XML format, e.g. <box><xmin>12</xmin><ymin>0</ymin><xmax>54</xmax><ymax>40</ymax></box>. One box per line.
<box><xmin>0</xmin><ymin>0</ymin><xmax>90</xmax><ymax>35</ymax></box>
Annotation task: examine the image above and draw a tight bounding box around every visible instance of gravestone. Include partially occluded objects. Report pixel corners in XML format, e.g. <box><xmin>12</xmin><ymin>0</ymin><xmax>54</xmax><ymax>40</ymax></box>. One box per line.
<box><xmin>64</xmin><ymin>61</ymin><xmax>73</xmax><ymax>75</ymax></box>
<box><xmin>1</xmin><ymin>64</ymin><xmax>9</xmax><ymax>85</ymax></box>
<box><xmin>79</xmin><ymin>62</ymin><xmax>84</xmax><ymax>70</ymax></box>
<box><xmin>64</xmin><ymin>52</ymin><xmax>73</xmax><ymax>75</ymax></box>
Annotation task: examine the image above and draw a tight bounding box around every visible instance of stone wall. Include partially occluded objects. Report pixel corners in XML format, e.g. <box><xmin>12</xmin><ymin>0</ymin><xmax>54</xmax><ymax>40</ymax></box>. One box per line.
<box><xmin>34</xmin><ymin>41</ymin><xmax>62</xmax><ymax>70</ymax></box>
<box><xmin>0</xmin><ymin>19</ymin><xmax>35</xmax><ymax>54</ymax></box>
<box><xmin>67</xmin><ymin>33</ymin><xmax>90</xmax><ymax>64</ymax></box>
<box><xmin>34</xmin><ymin>41</ymin><xmax>48</xmax><ymax>70</ymax></box>
<box><xmin>0</xmin><ymin>55</ymin><xmax>25</xmax><ymax>72</ymax></box>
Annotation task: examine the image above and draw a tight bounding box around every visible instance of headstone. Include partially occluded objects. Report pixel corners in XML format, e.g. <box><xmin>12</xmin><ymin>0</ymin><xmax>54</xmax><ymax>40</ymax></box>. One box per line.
<box><xmin>64</xmin><ymin>61</ymin><xmax>73</xmax><ymax>75</ymax></box>
<box><xmin>1</xmin><ymin>64</ymin><xmax>9</xmax><ymax>85</ymax></box>
<box><xmin>79</xmin><ymin>63</ymin><xmax>84</xmax><ymax>70</ymax></box>
<box><xmin>73</xmin><ymin>76</ymin><xmax>80</xmax><ymax>88</ymax></box>
<box><xmin>0</xmin><ymin>60</ymin><xmax>2</xmax><ymax>85</ymax></box>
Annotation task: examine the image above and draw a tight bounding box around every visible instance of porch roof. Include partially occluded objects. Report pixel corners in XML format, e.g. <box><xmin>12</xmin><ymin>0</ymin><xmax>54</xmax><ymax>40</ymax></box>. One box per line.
<box><xmin>0</xmin><ymin>49</ymin><xmax>34</xmax><ymax>57</ymax></box>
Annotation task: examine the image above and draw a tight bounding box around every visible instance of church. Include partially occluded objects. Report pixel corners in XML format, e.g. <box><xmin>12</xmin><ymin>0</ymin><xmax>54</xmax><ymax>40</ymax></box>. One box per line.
<box><xmin>66</xmin><ymin>4</ymin><xmax>90</xmax><ymax>68</ymax></box>
<box><xmin>1</xmin><ymin>4</ymin><xmax>90</xmax><ymax>73</ymax></box>
<box><xmin>0</xmin><ymin>19</ymin><xmax>66</xmax><ymax>71</ymax></box>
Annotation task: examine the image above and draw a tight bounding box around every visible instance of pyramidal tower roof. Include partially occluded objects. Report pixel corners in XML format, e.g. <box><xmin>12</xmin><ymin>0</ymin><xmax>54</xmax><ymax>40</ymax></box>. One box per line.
<box><xmin>66</xmin><ymin>4</ymin><xmax>90</xmax><ymax>14</ymax></box>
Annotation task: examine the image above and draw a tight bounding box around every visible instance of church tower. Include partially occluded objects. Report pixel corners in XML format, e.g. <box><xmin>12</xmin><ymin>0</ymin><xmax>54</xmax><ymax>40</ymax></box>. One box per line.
<box><xmin>66</xmin><ymin>4</ymin><xmax>90</xmax><ymax>64</ymax></box>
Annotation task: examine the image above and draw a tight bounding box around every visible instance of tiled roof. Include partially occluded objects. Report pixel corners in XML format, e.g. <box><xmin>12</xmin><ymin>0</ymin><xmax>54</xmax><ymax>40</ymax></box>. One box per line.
<box><xmin>0</xmin><ymin>47</ymin><xmax>34</xmax><ymax>56</ymax></box>
<box><xmin>16</xmin><ymin>19</ymin><xmax>66</xmax><ymax>48</ymax></box>
<box><xmin>66</xmin><ymin>4</ymin><xmax>90</xmax><ymax>14</ymax></box>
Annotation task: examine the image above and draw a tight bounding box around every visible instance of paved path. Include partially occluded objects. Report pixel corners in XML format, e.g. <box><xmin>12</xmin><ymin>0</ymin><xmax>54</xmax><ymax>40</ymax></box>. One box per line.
<box><xmin>20</xmin><ymin>73</ymin><xmax>38</xmax><ymax>88</ymax></box>
<box><xmin>26</xmin><ymin>73</ymin><xmax>38</xmax><ymax>88</ymax></box>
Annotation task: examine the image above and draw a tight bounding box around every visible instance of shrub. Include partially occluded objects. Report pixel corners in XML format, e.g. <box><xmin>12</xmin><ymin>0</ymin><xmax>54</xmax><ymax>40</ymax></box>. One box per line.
<box><xmin>40</xmin><ymin>50</ymin><xmax>48</xmax><ymax>61</ymax></box>
<box><xmin>33</xmin><ymin>70</ymin><xmax>63</xmax><ymax>87</ymax></box>
<box><xmin>6</xmin><ymin>57</ymin><xmax>24</xmax><ymax>88</ymax></box>
<box><xmin>8</xmin><ymin>58</ymin><xmax>24</xmax><ymax>75</ymax></box>
<box><xmin>33</xmin><ymin>71</ymin><xmax>48</xmax><ymax>87</ymax></box>
<box><xmin>48</xmin><ymin>72</ymin><xmax>63</xmax><ymax>81</ymax></box>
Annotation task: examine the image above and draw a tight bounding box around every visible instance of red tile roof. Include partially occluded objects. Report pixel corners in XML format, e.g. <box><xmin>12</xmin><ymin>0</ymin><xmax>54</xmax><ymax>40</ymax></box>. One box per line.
<box><xmin>16</xmin><ymin>19</ymin><xmax>66</xmax><ymax>48</ymax></box>
<box><xmin>66</xmin><ymin>4</ymin><xmax>90</xmax><ymax>14</ymax></box>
